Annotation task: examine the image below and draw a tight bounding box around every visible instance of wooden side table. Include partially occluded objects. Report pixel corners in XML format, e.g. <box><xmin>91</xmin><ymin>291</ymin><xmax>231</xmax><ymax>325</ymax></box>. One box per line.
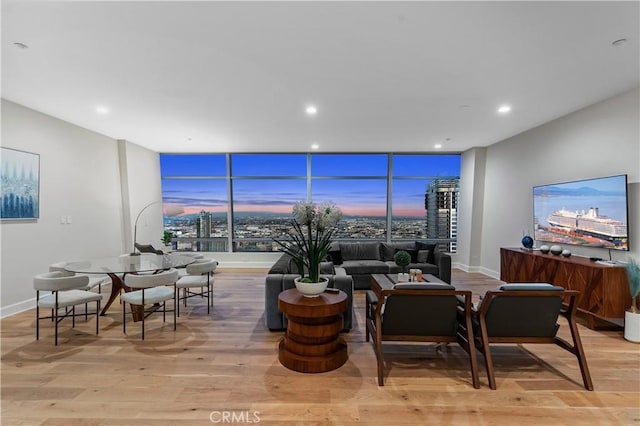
<box><xmin>277</xmin><ymin>288</ymin><xmax>348</xmax><ymax>373</ymax></box>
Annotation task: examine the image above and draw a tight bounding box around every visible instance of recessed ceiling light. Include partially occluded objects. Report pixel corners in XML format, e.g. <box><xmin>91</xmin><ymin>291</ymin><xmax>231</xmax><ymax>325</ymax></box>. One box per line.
<box><xmin>95</xmin><ymin>105</ymin><xmax>109</xmax><ymax>115</ymax></box>
<box><xmin>305</xmin><ymin>105</ymin><xmax>318</xmax><ymax>116</ymax></box>
<box><xmin>612</xmin><ymin>38</ymin><xmax>628</xmax><ymax>47</ymax></box>
<box><xmin>497</xmin><ymin>105</ymin><xmax>511</xmax><ymax>114</ymax></box>
<box><xmin>434</xmin><ymin>144</ymin><xmax>443</xmax><ymax>149</ymax></box>
<box><xmin>311</xmin><ymin>143</ymin><xmax>319</xmax><ymax>150</ymax></box>
<box><xmin>13</xmin><ymin>42</ymin><xmax>29</xmax><ymax>50</ymax></box>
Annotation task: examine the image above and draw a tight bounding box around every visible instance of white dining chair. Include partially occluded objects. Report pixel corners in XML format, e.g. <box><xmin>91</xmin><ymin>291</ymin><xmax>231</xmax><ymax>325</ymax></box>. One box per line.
<box><xmin>49</xmin><ymin>261</ymin><xmax>109</xmax><ymax>293</ymax></box>
<box><xmin>121</xmin><ymin>268</ymin><xmax>179</xmax><ymax>340</ymax></box>
<box><xmin>34</xmin><ymin>271</ymin><xmax>102</xmax><ymax>345</ymax></box>
<box><xmin>175</xmin><ymin>259</ymin><xmax>218</xmax><ymax>316</ymax></box>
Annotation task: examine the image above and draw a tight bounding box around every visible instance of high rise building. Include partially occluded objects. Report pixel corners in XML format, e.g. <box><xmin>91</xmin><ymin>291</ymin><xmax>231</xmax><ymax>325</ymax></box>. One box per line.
<box><xmin>197</xmin><ymin>210</ymin><xmax>213</xmax><ymax>252</ymax></box>
<box><xmin>425</xmin><ymin>178</ymin><xmax>459</xmax><ymax>252</ymax></box>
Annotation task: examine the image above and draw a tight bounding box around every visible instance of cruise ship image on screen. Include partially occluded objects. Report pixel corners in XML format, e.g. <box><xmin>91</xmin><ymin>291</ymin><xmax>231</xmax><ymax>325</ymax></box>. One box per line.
<box><xmin>547</xmin><ymin>207</ymin><xmax>627</xmax><ymax>240</ymax></box>
<box><xmin>533</xmin><ymin>174</ymin><xmax>629</xmax><ymax>251</ymax></box>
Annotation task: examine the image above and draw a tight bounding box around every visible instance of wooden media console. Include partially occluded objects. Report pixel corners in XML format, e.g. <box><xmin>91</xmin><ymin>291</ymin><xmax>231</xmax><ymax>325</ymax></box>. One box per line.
<box><xmin>500</xmin><ymin>247</ymin><xmax>631</xmax><ymax>329</ymax></box>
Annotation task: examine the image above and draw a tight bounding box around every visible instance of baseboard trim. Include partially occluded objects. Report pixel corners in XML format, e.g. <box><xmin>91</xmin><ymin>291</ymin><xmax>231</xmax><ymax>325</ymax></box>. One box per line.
<box><xmin>453</xmin><ymin>263</ymin><xmax>501</xmax><ymax>280</ymax></box>
<box><xmin>0</xmin><ymin>299</ymin><xmax>35</xmax><ymax>319</ymax></box>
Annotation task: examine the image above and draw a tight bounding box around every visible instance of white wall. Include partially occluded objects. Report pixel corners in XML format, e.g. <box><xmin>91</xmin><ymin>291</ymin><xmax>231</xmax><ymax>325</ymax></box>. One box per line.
<box><xmin>118</xmin><ymin>139</ymin><xmax>164</xmax><ymax>253</ymax></box>
<box><xmin>461</xmin><ymin>88</ymin><xmax>640</xmax><ymax>277</ymax></box>
<box><xmin>0</xmin><ymin>100</ymin><xmax>124</xmax><ymax>316</ymax></box>
<box><xmin>456</xmin><ymin>147</ymin><xmax>487</xmax><ymax>272</ymax></box>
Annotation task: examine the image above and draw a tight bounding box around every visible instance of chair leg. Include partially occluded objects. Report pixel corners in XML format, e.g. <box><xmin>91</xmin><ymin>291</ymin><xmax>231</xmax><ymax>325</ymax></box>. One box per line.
<box><xmin>122</xmin><ymin>300</ymin><xmax>127</xmax><ymax>335</ymax></box>
<box><xmin>141</xmin><ymin>291</ymin><xmax>146</xmax><ymax>340</ymax></box>
<box><xmin>479</xmin><ymin>338</ymin><xmax>496</xmax><ymax>390</ymax></box>
<box><xmin>173</xmin><ymin>293</ymin><xmax>177</xmax><ymax>331</ymax></box>
<box><xmin>375</xmin><ymin>336</ymin><xmax>385</xmax><ymax>386</ymax></box>
<box><xmin>207</xmin><ymin>276</ymin><xmax>211</xmax><ymax>314</ymax></box>
<box><xmin>36</xmin><ymin>292</ymin><xmax>40</xmax><ymax>341</ymax></box>
<box><xmin>96</xmin><ymin>300</ymin><xmax>100</xmax><ymax>336</ymax></box>
<box><xmin>54</xmin><ymin>293</ymin><xmax>59</xmax><ymax>346</ymax></box>
<box><xmin>461</xmin><ymin>315</ymin><xmax>480</xmax><ymax>389</ymax></box>
<box><xmin>563</xmin><ymin>318</ymin><xmax>594</xmax><ymax>391</ymax></box>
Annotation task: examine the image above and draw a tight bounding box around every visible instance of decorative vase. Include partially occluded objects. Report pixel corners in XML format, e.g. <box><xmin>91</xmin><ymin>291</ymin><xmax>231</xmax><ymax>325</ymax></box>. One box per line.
<box><xmin>397</xmin><ymin>273</ymin><xmax>409</xmax><ymax>282</ymax></box>
<box><xmin>540</xmin><ymin>245</ymin><xmax>550</xmax><ymax>254</ymax></box>
<box><xmin>624</xmin><ymin>310</ymin><xmax>640</xmax><ymax>343</ymax></box>
<box><xmin>521</xmin><ymin>235</ymin><xmax>534</xmax><ymax>249</ymax></box>
<box><xmin>550</xmin><ymin>245</ymin><xmax>563</xmax><ymax>255</ymax></box>
<box><xmin>294</xmin><ymin>276</ymin><xmax>329</xmax><ymax>298</ymax></box>
<box><xmin>561</xmin><ymin>249</ymin><xmax>572</xmax><ymax>257</ymax></box>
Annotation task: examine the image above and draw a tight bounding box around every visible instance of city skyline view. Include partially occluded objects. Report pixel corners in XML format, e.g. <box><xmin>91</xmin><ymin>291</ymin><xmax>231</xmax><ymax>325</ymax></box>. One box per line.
<box><xmin>161</xmin><ymin>154</ymin><xmax>461</xmax><ymax>218</ymax></box>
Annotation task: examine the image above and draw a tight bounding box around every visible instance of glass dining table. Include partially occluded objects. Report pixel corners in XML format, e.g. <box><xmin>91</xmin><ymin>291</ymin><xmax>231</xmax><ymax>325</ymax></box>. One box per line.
<box><xmin>64</xmin><ymin>253</ymin><xmax>195</xmax><ymax>320</ymax></box>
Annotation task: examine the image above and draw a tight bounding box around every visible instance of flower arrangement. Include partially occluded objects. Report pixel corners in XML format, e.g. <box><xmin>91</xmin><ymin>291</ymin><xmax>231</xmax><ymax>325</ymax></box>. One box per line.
<box><xmin>626</xmin><ymin>257</ymin><xmax>640</xmax><ymax>313</ymax></box>
<box><xmin>274</xmin><ymin>201</ymin><xmax>342</xmax><ymax>283</ymax></box>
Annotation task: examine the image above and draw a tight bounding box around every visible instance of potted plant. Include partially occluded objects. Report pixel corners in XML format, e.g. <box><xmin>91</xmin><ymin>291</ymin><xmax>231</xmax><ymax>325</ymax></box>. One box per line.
<box><xmin>162</xmin><ymin>231</ymin><xmax>174</xmax><ymax>249</ymax></box>
<box><xmin>624</xmin><ymin>257</ymin><xmax>640</xmax><ymax>342</ymax></box>
<box><xmin>394</xmin><ymin>250</ymin><xmax>411</xmax><ymax>282</ymax></box>
<box><xmin>274</xmin><ymin>201</ymin><xmax>342</xmax><ymax>297</ymax></box>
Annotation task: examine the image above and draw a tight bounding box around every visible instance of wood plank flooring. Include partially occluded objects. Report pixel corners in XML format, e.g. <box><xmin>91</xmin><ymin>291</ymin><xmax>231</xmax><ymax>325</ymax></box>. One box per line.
<box><xmin>2</xmin><ymin>269</ymin><xmax>639</xmax><ymax>425</ymax></box>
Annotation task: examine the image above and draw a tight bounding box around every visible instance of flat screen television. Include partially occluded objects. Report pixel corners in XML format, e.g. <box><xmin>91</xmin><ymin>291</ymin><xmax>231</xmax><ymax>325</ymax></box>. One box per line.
<box><xmin>533</xmin><ymin>174</ymin><xmax>629</xmax><ymax>251</ymax></box>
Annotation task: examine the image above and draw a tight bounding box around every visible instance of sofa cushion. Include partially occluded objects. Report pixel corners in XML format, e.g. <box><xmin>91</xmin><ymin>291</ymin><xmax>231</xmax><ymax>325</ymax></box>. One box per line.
<box><xmin>416</xmin><ymin>242</ymin><xmax>437</xmax><ymax>264</ymax></box>
<box><xmin>417</xmin><ymin>249</ymin><xmax>430</xmax><ymax>263</ymax></box>
<box><xmin>379</xmin><ymin>242</ymin><xmax>416</xmax><ymax>261</ymax></box>
<box><xmin>498</xmin><ymin>283</ymin><xmax>563</xmax><ymax>291</ymax></box>
<box><xmin>320</xmin><ymin>261</ymin><xmax>335</xmax><ymax>275</ymax></box>
<box><xmin>268</xmin><ymin>253</ymin><xmax>292</xmax><ymax>274</ymax></box>
<box><xmin>328</xmin><ymin>250</ymin><xmax>343</xmax><ymax>265</ymax></box>
<box><xmin>339</xmin><ymin>242</ymin><xmax>381</xmax><ymax>261</ymax></box>
<box><xmin>341</xmin><ymin>260</ymin><xmax>389</xmax><ymax>275</ymax></box>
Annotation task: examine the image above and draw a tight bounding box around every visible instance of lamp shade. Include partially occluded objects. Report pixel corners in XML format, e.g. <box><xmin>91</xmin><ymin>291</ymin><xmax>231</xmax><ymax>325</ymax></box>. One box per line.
<box><xmin>163</xmin><ymin>204</ymin><xmax>184</xmax><ymax>217</ymax></box>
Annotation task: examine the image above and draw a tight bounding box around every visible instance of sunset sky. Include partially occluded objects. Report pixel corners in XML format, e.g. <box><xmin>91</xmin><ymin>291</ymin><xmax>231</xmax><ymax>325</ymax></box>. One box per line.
<box><xmin>161</xmin><ymin>154</ymin><xmax>460</xmax><ymax>218</ymax></box>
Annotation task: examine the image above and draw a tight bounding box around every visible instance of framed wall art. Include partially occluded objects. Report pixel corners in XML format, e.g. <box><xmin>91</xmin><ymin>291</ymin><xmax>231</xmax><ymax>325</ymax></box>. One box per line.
<box><xmin>1</xmin><ymin>147</ymin><xmax>40</xmax><ymax>220</ymax></box>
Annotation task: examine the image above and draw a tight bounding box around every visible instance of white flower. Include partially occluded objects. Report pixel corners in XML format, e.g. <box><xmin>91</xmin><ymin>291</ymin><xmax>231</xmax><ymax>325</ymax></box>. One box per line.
<box><xmin>274</xmin><ymin>200</ymin><xmax>342</xmax><ymax>283</ymax></box>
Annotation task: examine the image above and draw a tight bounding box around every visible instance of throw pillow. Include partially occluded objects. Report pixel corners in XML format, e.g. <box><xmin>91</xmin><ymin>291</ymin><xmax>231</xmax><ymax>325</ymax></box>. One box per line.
<box><xmin>320</xmin><ymin>261</ymin><xmax>336</xmax><ymax>275</ymax></box>
<box><xmin>328</xmin><ymin>250</ymin><xmax>343</xmax><ymax>265</ymax></box>
<box><xmin>395</xmin><ymin>248</ymin><xmax>418</xmax><ymax>263</ymax></box>
<box><xmin>417</xmin><ymin>249</ymin><xmax>430</xmax><ymax>263</ymax></box>
<box><xmin>416</xmin><ymin>242</ymin><xmax>437</xmax><ymax>264</ymax></box>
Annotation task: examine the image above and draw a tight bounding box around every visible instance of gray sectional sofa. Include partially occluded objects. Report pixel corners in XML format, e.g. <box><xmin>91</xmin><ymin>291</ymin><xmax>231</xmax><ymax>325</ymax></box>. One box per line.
<box><xmin>264</xmin><ymin>241</ymin><xmax>451</xmax><ymax>331</ymax></box>
<box><xmin>329</xmin><ymin>241</ymin><xmax>451</xmax><ymax>289</ymax></box>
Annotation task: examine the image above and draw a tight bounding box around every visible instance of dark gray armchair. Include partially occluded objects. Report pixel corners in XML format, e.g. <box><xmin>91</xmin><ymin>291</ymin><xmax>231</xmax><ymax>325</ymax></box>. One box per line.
<box><xmin>473</xmin><ymin>283</ymin><xmax>593</xmax><ymax>390</ymax></box>
<box><xmin>365</xmin><ymin>283</ymin><xmax>480</xmax><ymax>387</ymax></box>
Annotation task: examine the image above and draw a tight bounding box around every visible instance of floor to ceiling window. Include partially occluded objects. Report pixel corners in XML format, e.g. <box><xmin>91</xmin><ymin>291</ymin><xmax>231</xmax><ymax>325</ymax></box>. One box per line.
<box><xmin>311</xmin><ymin>154</ymin><xmax>387</xmax><ymax>239</ymax></box>
<box><xmin>391</xmin><ymin>154</ymin><xmax>461</xmax><ymax>251</ymax></box>
<box><xmin>160</xmin><ymin>153</ymin><xmax>460</xmax><ymax>252</ymax></box>
<box><xmin>160</xmin><ymin>154</ymin><xmax>228</xmax><ymax>251</ymax></box>
<box><xmin>231</xmin><ymin>154</ymin><xmax>307</xmax><ymax>251</ymax></box>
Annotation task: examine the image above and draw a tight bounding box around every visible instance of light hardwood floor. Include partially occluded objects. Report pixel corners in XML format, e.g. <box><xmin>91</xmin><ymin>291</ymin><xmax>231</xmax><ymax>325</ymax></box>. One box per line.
<box><xmin>2</xmin><ymin>269</ymin><xmax>639</xmax><ymax>425</ymax></box>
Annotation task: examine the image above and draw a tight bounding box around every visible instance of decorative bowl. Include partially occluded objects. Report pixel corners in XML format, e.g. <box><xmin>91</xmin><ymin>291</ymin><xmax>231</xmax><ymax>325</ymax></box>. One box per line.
<box><xmin>550</xmin><ymin>245</ymin><xmax>563</xmax><ymax>255</ymax></box>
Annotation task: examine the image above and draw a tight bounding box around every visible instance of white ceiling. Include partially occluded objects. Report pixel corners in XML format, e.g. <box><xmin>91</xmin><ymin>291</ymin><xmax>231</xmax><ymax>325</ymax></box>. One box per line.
<box><xmin>2</xmin><ymin>1</ymin><xmax>639</xmax><ymax>154</ymax></box>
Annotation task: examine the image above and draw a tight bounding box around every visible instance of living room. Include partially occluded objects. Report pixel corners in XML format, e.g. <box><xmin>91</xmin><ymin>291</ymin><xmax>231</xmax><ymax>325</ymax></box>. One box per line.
<box><xmin>1</xmin><ymin>1</ymin><xmax>639</xmax><ymax>424</ymax></box>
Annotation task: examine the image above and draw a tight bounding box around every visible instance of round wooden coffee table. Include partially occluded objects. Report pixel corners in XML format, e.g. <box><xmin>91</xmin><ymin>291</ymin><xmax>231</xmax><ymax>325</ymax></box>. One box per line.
<box><xmin>277</xmin><ymin>288</ymin><xmax>348</xmax><ymax>373</ymax></box>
